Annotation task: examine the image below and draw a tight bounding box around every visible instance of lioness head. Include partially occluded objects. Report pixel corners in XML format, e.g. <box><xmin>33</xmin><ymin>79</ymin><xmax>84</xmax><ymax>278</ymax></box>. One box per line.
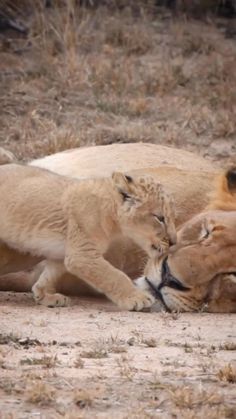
<box><xmin>112</xmin><ymin>172</ymin><xmax>176</xmax><ymax>258</ymax></box>
<box><xmin>136</xmin><ymin>167</ymin><xmax>236</xmax><ymax>313</ymax></box>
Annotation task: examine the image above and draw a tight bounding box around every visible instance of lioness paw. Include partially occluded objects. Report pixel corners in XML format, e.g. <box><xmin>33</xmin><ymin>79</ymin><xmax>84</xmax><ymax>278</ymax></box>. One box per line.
<box><xmin>115</xmin><ymin>290</ymin><xmax>155</xmax><ymax>311</ymax></box>
<box><xmin>34</xmin><ymin>293</ymin><xmax>70</xmax><ymax>308</ymax></box>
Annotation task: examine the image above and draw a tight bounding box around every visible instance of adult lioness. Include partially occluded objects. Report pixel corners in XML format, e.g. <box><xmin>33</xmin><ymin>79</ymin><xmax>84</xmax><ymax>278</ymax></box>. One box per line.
<box><xmin>0</xmin><ymin>163</ymin><xmax>176</xmax><ymax>310</ymax></box>
<box><xmin>136</xmin><ymin>167</ymin><xmax>236</xmax><ymax>313</ymax></box>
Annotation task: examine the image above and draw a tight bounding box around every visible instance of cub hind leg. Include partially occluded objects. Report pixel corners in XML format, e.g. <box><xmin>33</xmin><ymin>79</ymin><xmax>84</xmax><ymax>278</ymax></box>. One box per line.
<box><xmin>32</xmin><ymin>260</ymin><xmax>70</xmax><ymax>307</ymax></box>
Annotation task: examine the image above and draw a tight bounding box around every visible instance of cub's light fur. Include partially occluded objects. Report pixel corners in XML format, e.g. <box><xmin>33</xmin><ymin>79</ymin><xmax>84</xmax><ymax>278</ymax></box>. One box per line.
<box><xmin>0</xmin><ymin>143</ymin><xmax>216</xmax><ymax>282</ymax></box>
<box><xmin>0</xmin><ymin>163</ymin><xmax>176</xmax><ymax>310</ymax></box>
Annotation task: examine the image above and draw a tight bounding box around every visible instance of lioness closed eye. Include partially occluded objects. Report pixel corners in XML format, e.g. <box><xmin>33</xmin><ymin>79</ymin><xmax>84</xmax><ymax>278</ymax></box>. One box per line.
<box><xmin>0</xmin><ymin>164</ymin><xmax>176</xmax><ymax>310</ymax></box>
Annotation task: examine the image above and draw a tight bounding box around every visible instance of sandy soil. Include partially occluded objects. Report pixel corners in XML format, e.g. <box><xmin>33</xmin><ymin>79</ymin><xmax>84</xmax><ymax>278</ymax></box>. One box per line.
<box><xmin>0</xmin><ymin>293</ymin><xmax>235</xmax><ymax>419</ymax></box>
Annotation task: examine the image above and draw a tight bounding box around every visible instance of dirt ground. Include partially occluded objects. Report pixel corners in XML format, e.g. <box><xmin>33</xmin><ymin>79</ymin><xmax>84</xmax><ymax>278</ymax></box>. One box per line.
<box><xmin>0</xmin><ymin>3</ymin><xmax>236</xmax><ymax>419</ymax></box>
<box><xmin>0</xmin><ymin>293</ymin><xmax>236</xmax><ymax>419</ymax></box>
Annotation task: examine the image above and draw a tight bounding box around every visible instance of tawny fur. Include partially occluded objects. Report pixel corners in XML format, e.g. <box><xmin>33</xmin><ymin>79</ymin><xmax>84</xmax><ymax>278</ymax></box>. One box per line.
<box><xmin>0</xmin><ymin>143</ymin><xmax>216</xmax><ymax>292</ymax></box>
<box><xmin>0</xmin><ymin>163</ymin><xmax>176</xmax><ymax>310</ymax></box>
<box><xmin>1</xmin><ymin>144</ymin><xmax>235</xmax><ymax>312</ymax></box>
<box><xmin>137</xmin><ymin>167</ymin><xmax>236</xmax><ymax>313</ymax></box>
<box><xmin>208</xmin><ymin>168</ymin><xmax>236</xmax><ymax>212</ymax></box>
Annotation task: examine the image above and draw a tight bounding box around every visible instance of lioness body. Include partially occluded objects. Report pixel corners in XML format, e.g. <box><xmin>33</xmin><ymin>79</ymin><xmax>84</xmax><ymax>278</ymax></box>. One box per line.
<box><xmin>32</xmin><ymin>143</ymin><xmax>214</xmax><ymax>177</ymax></box>
<box><xmin>0</xmin><ymin>162</ymin><xmax>176</xmax><ymax>310</ymax></box>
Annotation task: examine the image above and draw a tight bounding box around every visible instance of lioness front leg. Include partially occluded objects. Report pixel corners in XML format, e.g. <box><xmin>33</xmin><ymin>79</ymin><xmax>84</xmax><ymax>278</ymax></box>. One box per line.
<box><xmin>32</xmin><ymin>260</ymin><xmax>70</xmax><ymax>307</ymax></box>
<box><xmin>64</xmin><ymin>226</ymin><xmax>154</xmax><ymax>311</ymax></box>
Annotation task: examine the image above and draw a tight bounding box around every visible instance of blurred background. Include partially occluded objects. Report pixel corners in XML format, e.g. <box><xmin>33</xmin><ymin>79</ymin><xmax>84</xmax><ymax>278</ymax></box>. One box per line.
<box><xmin>0</xmin><ymin>0</ymin><xmax>235</xmax><ymax>164</ymax></box>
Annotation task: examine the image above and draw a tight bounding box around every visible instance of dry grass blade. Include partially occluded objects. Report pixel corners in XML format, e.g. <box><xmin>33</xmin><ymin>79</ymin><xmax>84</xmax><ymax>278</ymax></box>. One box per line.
<box><xmin>73</xmin><ymin>388</ymin><xmax>93</xmax><ymax>408</ymax></box>
<box><xmin>217</xmin><ymin>364</ymin><xmax>236</xmax><ymax>383</ymax></box>
<box><xmin>20</xmin><ymin>354</ymin><xmax>58</xmax><ymax>368</ymax></box>
<box><xmin>169</xmin><ymin>386</ymin><xmax>223</xmax><ymax>408</ymax></box>
<box><xmin>80</xmin><ymin>348</ymin><xmax>108</xmax><ymax>359</ymax></box>
<box><xmin>26</xmin><ymin>381</ymin><xmax>56</xmax><ymax>405</ymax></box>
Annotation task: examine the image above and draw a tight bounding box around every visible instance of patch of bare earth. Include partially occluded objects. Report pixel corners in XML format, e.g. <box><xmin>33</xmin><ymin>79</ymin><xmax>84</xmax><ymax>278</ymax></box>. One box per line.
<box><xmin>0</xmin><ymin>3</ymin><xmax>236</xmax><ymax>418</ymax></box>
<box><xmin>0</xmin><ymin>293</ymin><xmax>235</xmax><ymax>418</ymax></box>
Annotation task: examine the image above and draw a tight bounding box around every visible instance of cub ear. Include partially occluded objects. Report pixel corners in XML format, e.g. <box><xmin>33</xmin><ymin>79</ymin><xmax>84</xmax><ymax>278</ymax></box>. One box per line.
<box><xmin>112</xmin><ymin>172</ymin><xmax>134</xmax><ymax>202</ymax></box>
<box><xmin>226</xmin><ymin>167</ymin><xmax>236</xmax><ymax>194</ymax></box>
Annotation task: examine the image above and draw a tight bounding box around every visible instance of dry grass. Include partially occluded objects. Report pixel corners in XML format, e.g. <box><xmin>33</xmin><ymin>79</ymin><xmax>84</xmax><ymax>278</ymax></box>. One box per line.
<box><xmin>20</xmin><ymin>354</ymin><xmax>58</xmax><ymax>368</ymax></box>
<box><xmin>26</xmin><ymin>380</ymin><xmax>56</xmax><ymax>405</ymax></box>
<box><xmin>73</xmin><ymin>388</ymin><xmax>94</xmax><ymax>408</ymax></box>
<box><xmin>142</xmin><ymin>337</ymin><xmax>157</xmax><ymax>347</ymax></box>
<box><xmin>80</xmin><ymin>336</ymin><xmax>127</xmax><ymax>359</ymax></box>
<box><xmin>219</xmin><ymin>342</ymin><xmax>236</xmax><ymax>351</ymax></box>
<box><xmin>0</xmin><ymin>377</ymin><xmax>24</xmax><ymax>395</ymax></box>
<box><xmin>0</xmin><ymin>2</ymin><xmax>235</xmax><ymax>163</ymax></box>
<box><xmin>74</xmin><ymin>356</ymin><xmax>85</xmax><ymax>368</ymax></box>
<box><xmin>73</xmin><ymin>384</ymin><xmax>105</xmax><ymax>409</ymax></box>
<box><xmin>80</xmin><ymin>348</ymin><xmax>109</xmax><ymax>359</ymax></box>
<box><xmin>149</xmin><ymin>373</ymin><xmax>168</xmax><ymax>390</ymax></box>
<box><xmin>169</xmin><ymin>385</ymin><xmax>222</xmax><ymax>408</ymax></box>
<box><xmin>101</xmin><ymin>335</ymin><xmax>127</xmax><ymax>353</ymax></box>
<box><xmin>217</xmin><ymin>364</ymin><xmax>236</xmax><ymax>383</ymax></box>
<box><xmin>0</xmin><ymin>332</ymin><xmax>21</xmax><ymax>345</ymax></box>
<box><xmin>116</xmin><ymin>355</ymin><xmax>136</xmax><ymax>380</ymax></box>
<box><xmin>177</xmin><ymin>405</ymin><xmax>236</xmax><ymax>419</ymax></box>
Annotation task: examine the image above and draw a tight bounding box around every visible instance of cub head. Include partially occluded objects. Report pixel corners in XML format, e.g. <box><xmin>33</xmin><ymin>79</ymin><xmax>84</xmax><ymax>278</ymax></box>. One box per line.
<box><xmin>135</xmin><ymin>167</ymin><xmax>236</xmax><ymax>313</ymax></box>
<box><xmin>112</xmin><ymin>172</ymin><xmax>176</xmax><ymax>258</ymax></box>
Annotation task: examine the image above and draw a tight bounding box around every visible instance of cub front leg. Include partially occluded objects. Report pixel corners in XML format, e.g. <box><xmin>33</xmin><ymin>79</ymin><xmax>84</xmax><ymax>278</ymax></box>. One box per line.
<box><xmin>64</xmin><ymin>223</ymin><xmax>154</xmax><ymax>311</ymax></box>
<box><xmin>65</xmin><ymin>253</ymin><xmax>154</xmax><ymax>311</ymax></box>
<box><xmin>32</xmin><ymin>260</ymin><xmax>70</xmax><ymax>307</ymax></box>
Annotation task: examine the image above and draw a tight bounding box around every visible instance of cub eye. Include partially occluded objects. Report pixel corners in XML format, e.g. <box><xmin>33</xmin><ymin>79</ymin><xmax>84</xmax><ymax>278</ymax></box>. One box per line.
<box><xmin>153</xmin><ymin>215</ymin><xmax>165</xmax><ymax>223</ymax></box>
<box><xmin>121</xmin><ymin>191</ymin><xmax>131</xmax><ymax>201</ymax></box>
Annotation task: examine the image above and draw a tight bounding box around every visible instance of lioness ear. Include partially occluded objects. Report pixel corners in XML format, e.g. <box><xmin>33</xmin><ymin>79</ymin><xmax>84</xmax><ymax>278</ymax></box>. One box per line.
<box><xmin>226</xmin><ymin>167</ymin><xmax>236</xmax><ymax>195</ymax></box>
<box><xmin>112</xmin><ymin>172</ymin><xmax>134</xmax><ymax>202</ymax></box>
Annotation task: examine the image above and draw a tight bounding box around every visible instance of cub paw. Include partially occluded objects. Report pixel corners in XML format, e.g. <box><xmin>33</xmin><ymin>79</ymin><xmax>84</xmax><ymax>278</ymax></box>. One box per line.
<box><xmin>34</xmin><ymin>292</ymin><xmax>70</xmax><ymax>308</ymax></box>
<box><xmin>115</xmin><ymin>289</ymin><xmax>155</xmax><ymax>311</ymax></box>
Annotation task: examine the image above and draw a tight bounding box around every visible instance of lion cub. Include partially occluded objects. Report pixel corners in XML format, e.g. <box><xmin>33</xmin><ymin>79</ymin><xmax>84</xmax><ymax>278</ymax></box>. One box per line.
<box><xmin>0</xmin><ymin>164</ymin><xmax>176</xmax><ymax>310</ymax></box>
